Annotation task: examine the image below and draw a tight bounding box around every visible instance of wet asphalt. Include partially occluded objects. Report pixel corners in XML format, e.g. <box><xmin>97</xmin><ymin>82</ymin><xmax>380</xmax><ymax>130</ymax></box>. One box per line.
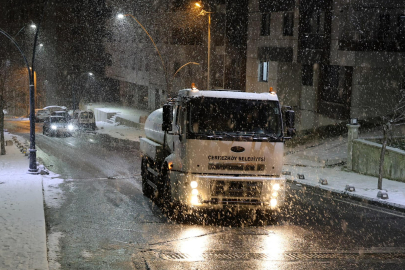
<box><xmin>7</xmin><ymin>120</ymin><xmax>405</xmax><ymax>270</ymax></box>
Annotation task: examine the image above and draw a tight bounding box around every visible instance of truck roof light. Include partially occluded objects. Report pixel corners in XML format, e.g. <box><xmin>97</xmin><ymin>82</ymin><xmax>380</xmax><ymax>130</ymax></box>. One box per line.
<box><xmin>269</xmin><ymin>87</ymin><xmax>276</xmax><ymax>95</ymax></box>
<box><xmin>191</xmin><ymin>83</ymin><xmax>199</xmax><ymax>91</ymax></box>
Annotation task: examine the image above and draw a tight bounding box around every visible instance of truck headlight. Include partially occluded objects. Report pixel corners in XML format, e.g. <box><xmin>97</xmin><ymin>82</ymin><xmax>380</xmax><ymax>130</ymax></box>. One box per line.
<box><xmin>51</xmin><ymin>125</ymin><xmax>57</xmax><ymax>130</ymax></box>
<box><xmin>192</xmin><ymin>189</ymin><xmax>199</xmax><ymax>195</ymax></box>
<box><xmin>272</xmin><ymin>183</ymin><xmax>280</xmax><ymax>191</ymax></box>
<box><xmin>270</xmin><ymin>198</ymin><xmax>278</xmax><ymax>208</ymax></box>
<box><xmin>272</xmin><ymin>191</ymin><xmax>278</xmax><ymax>197</ymax></box>
<box><xmin>68</xmin><ymin>124</ymin><xmax>74</xmax><ymax>131</ymax></box>
<box><xmin>191</xmin><ymin>194</ymin><xmax>202</xmax><ymax>205</ymax></box>
<box><xmin>190</xmin><ymin>181</ymin><xmax>198</xmax><ymax>189</ymax></box>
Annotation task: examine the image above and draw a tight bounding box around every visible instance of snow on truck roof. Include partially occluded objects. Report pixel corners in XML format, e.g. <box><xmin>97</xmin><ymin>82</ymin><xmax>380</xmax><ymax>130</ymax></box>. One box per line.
<box><xmin>177</xmin><ymin>89</ymin><xmax>279</xmax><ymax>101</ymax></box>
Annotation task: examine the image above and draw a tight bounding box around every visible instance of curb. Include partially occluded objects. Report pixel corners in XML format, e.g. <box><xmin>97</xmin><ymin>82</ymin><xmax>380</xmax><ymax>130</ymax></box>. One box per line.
<box><xmin>286</xmin><ymin>178</ymin><xmax>405</xmax><ymax>213</ymax></box>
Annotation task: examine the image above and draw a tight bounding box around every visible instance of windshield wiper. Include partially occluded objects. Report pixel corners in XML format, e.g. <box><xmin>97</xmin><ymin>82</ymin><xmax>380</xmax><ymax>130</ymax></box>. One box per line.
<box><xmin>231</xmin><ymin>132</ymin><xmax>280</xmax><ymax>141</ymax></box>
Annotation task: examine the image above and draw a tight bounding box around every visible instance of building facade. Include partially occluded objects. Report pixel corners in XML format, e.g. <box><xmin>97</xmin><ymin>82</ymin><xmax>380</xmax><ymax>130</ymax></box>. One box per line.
<box><xmin>104</xmin><ymin>0</ymin><xmax>248</xmax><ymax>110</ymax></box>
<box><xmin>246</xmin><ymin>0</ymin><xmax>405</xmax><ymax>131</ymax></box>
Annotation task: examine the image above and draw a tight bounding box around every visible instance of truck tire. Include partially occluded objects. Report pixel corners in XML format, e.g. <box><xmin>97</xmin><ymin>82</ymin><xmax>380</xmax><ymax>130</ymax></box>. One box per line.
<box><xmin>141</xmin><ymin>157</ymin><xmax>153</xmax><ymax>198</ymax></box>
<box><xmin>161</xmin><ymin>169</ymin><xmax>173</xmax><ymax>214</ymax></box>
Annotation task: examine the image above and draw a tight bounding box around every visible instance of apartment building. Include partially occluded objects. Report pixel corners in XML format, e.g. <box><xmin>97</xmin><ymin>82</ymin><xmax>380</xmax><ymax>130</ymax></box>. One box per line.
<box><xmin>246</xmin><ymin>0</ymin><xmax>405</xmax><ymax>131</ymax></box>
<box><xmin>104</xmin><ymin>0</ymin><xmax>248</xmax><ymax>110</ymax></box>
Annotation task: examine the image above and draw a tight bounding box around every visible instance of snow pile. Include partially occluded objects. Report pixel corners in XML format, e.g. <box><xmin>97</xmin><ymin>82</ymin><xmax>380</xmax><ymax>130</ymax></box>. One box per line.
<box><xmin>95</xmin><ymin>121</ymin><xmax>145</xmax><ymax>142</ymax></box>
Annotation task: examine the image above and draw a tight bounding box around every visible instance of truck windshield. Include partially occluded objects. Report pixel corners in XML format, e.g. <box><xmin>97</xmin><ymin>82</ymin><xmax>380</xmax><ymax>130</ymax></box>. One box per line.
<box><xmin>188</xmin><ymin>97</ymin><xmax>282</xmax><ymax>137</ymax></box>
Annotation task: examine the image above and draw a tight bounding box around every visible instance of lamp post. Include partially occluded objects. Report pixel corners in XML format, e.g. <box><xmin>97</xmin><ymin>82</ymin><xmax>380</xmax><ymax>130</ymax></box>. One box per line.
<box><xmin>195</xmin><ymin>3</ymin><xmax>213</xmax><ymax>90</ymax></box>
<box><xmin>117</xmin><ymin>14</ymin><xmax>199</xmax><ymax>96</ymax></box>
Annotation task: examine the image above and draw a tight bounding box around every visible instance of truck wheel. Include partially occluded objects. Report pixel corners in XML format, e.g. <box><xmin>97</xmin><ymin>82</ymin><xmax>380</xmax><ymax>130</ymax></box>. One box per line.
<box><xmin>161</xmin><ymin>170</ymin><xmax>173</xmax><ymax>215</ymax></box>
<box><xmin>141</xmin><ymin>157</ymin><xmax>153</xmax><ymax>198</ymax></box>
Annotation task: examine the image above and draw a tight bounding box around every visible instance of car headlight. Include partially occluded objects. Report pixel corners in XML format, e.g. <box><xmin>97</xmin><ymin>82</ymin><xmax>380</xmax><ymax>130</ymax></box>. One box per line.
<box><xmin>68</xmin><ymin>124</ymin><xmax>74</xmax><ymax>131</ymax></box>
<box><xmin>51</xmin><ymin>125</ymin><xmax>57</xmax><ymax>130</ymax></box>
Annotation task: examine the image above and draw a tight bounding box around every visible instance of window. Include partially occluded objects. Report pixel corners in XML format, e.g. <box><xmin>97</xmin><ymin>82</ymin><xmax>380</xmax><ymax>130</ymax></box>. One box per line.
<box><xmin>397</xmin><ymin>15</ymin><xmax>405</xmax><ymax>43</ymax></box>
<box><xmin>283</xmin><ymin>12</ymin><xmax>294</xmax><ymax>36</ymax></box>
<box><xmin>138</xmin><ymin>58</ymin><xmax>143</xmax><ymax>71</ymax></box>
<box><xmin>105</xmin><ymin>53</ymin><xmax>112</xmax><ymax>66</ymax></box>
<box><xmin>131</xmin><ymin>57</ymin><xmax>136</xmax><ymax>70</ymax></box>
<box><xmin>260</xmin><ymin>13</ymin><xmax>271</xmax><ymax>36</ymax></box>
<box><xmin>173</xmin><ymin>62</ymin><xmax>181</xmax><ymax>73</ymax></box>
<box><xmin>258</xmin><ymin>61</ymin><xmax>268</xmax><ymax>82</ymax></box>
<box><xmin>378</xmin><ymin>14</ymin><xmax>391</xmax><ymax>41</ymax></box>
<box><xmin>309</xmin><ymin>10</ymin><xmax>325</xmax><ymax>34</ymax></box>
<box><xmin>302</xmin><ymin>65</ymin><xmax>313</xmax><ymax>86</ymax></box>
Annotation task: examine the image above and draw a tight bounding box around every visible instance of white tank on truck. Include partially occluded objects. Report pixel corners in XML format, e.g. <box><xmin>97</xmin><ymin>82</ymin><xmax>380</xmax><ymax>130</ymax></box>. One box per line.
<box><xmin>144</xmin><ymin>108</ymin><xmax>165</xmax><ymax>145</ymax></box>
<box><xmin>140</xmin><ymin>85</ymin><xmax>295</xmax><ymax>218</ymax></box>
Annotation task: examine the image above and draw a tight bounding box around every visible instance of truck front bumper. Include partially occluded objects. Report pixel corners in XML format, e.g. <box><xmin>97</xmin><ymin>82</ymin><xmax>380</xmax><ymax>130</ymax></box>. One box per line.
<box><xmin>170</xmin><ymin>172</ymin><xmax>286</xmax><ymax>211</ymax></box>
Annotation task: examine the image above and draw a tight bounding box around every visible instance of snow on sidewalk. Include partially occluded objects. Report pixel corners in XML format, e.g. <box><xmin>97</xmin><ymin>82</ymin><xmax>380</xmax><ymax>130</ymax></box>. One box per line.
<box><xmin>283</xmin><ymin>163</ymin><xmax>405</xmax><ymax>209</ymax></box>
<box><xmin>0</xmin><ymin>132</ymin><xmax>48</xmax><ymax>270</ymax></box>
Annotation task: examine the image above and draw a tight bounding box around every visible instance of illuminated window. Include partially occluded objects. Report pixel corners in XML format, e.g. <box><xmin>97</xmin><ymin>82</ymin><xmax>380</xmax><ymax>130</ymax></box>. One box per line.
<box><xmin>258</xmin><ymin>61</ymin><xmax>268</xmax><ymax>82</ymax></box>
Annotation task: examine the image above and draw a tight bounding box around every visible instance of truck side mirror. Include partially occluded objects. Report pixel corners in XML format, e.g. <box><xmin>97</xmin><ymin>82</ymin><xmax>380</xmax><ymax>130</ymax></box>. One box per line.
<box><xmin>285</xmin><ymin>110</ymin><xmax>295</xmax><ymax>128</ymax></box>
<box><xmin>162</xmin><ymin>104</ymin><xmax>173</xmax><ymax>131</ymax></box>
<box><xmin>285</xmin><ymin>110</ymin><xmax>296</xmax><ymax>137</ymax></box>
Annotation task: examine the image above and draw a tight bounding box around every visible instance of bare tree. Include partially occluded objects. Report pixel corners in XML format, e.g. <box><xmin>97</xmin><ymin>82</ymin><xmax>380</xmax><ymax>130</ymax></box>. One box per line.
<box><xmin>378</xmin><ymin>89</ymin><xmax>405</xmax><ymax>189</ymax></box>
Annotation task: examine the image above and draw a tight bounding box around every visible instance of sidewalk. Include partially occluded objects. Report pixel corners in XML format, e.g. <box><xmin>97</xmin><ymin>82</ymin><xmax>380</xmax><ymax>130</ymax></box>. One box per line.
<box><xmin>0</xmin><ymin>132</ymin><xmax>48</xmax><ymax>270</ymax></box>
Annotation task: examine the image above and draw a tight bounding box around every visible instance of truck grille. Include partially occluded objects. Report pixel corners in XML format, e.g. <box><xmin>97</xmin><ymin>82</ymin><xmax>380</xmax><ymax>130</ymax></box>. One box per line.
<box><xmin>210</xmin><ymin>180</ymin><xmax>263</xmax><ymax>198</ymax></box>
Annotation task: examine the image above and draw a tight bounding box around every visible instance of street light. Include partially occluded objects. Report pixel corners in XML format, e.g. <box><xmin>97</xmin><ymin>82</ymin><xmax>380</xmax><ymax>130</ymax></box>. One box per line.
<box><xmin>194</xmin><ymin>2</ymin><xmax>213</xmax><ymax>90</ymax></box>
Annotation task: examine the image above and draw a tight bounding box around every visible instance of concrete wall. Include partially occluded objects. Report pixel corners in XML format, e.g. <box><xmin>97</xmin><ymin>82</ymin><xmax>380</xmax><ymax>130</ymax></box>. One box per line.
<box><xmin>351</xmin><ymin>64</ymin><xmax>403</xmax><ymax>120</ymax></box>
<box><xmin>352</xmin><ymin>139</ymin><xmax>405</xmax><ymax>182</ymax></box>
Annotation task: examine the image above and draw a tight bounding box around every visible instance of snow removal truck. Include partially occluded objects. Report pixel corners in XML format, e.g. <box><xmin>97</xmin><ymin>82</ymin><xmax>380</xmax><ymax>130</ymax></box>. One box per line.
<box><xmin>140</xmin><ymin>85</ymin><xmax>295</xmax><ymax>216</ymax></box>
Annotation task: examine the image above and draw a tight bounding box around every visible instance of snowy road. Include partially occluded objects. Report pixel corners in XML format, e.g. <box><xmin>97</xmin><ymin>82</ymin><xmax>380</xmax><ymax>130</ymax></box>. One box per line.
<box><xmin>6</xmin><ymin>120</ymin><xmax>405</xmax><ymax>269</ymax></box>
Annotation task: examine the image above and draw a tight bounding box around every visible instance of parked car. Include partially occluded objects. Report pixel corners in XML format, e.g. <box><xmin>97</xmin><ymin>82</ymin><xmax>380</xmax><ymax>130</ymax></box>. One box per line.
<box><xmin>51</xmin><ymin>110</ymin><xmax>71</xmax><ymax>121</ymax></box>
<box><xmin>35</xmin><ymin>109</ymin><xmax>51</xmax><ymax>122</ymax></box>
<box><xmin>70</xmin><ymin>110</ymin><xmax>96</xmax><ymax>130</ymax></box>
<box><xmin>43</xmin><ymin>116</ymin><xmax>75</xmax><ymax>137</ymax></box>
<box><xmin>43</xmin><ymin>105</ymin><xmax>67</xmax><ymax>114</ymax></box>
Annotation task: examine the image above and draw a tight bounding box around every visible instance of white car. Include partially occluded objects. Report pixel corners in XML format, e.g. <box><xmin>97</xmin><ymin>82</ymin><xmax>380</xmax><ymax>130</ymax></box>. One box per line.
<box><xmin>43</xmin><ymin>116</ymin><xmax>75</xmax><ymax>137</ymax></box>
<box><xmin>35</xmin><ymin>109</ymin><xmax>51</xmax><ymax>122</ymax></box>
<box><xmin>43</xmin><ymin>105</ymin><xmax>67</xmax><ymax>114</ymax></box>
<box><xmin>70</xmin><ymin>110</ymin><xmax>96</xmax><ymax>130</ymax></box>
